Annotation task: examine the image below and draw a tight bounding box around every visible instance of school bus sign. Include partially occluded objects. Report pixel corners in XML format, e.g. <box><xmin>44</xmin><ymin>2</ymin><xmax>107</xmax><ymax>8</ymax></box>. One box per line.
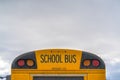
<box><xmin>36</xmin><ymin>50</ymin><xmax>82</xmax><ymax>70</ymax></box>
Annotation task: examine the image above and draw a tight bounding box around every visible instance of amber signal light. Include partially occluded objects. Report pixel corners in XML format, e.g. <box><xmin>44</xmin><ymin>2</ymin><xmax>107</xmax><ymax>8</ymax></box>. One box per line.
<box><xmin>83</xmin><ymin>60</ymin><xmax>91</xmax><ymax>67</ymax></box>
<box><xmin>27</xmin><ymin>60</ymin><xmax>34</xmax><ymax>67</ymax></box>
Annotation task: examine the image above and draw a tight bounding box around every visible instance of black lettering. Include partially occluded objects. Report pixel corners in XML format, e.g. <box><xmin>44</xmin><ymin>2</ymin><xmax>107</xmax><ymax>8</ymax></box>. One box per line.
<box><xmin>72</xmin><ymin>55</ymin><xmax>76</xmax><ymax>63</ymax></box>
<box><xmin>65</xmin><ymin>55</ymin><xmax>68</xmax><ymax>63</ymax></box>
<box><xmin>56</xmin><ymin>55</ymin><xmax>59</xmax><ymax>63</ymax></box>
<box><xmin>44</xmin><ymin>55</ymin><xmax>49</xmax><ymax>63</ymax></box>
<box><xmin>51</xmin><ymin>55</ymin><xmax>55</xmax><ymax>63</ymax></box>
<box><xmin>40</xmin><ymin>54</ymin><xmax>63</xmax><ymax>63</ymax></box>
<box><xmin>65</xmin><ymin>55</ymin><xmax>77</xmax><ymax>63</ymax></box>
<box><xmin>55</xmin><ymin>55</ymin><xmax>59</xmax><ymax>63</ymax></box>
<box><xmin>59</xmin><ymin>55</ymin><xmax>63</xmax><ymax>63</ymax></box>
<box><xmin>49</xmin><ymin>55</ymin><xmax>53</xmax><ymax>63</ymax></box>
<box><xmin>68</xmin><ymin>55</ymin><xmax>73</xmax><ymax>63</ymax></box>
<box><xmin>40</xmin><ymin>55</ymin><xmax>45</xmax><ymax>63</ymax></box>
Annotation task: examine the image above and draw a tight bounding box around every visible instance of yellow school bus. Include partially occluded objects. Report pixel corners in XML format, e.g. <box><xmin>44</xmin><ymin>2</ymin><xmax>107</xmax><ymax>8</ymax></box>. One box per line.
<box><xmin>11</xmin><ymin>49</ymin><xmax>106</xmax><ymax>80</ymax></box>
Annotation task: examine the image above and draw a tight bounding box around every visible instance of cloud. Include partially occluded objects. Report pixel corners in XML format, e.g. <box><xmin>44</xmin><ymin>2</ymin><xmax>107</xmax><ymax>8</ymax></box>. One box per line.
<box><xmin>0</xmin><ymin>57</ymin><xmax>10</xmax><ymax>75</ymax></box>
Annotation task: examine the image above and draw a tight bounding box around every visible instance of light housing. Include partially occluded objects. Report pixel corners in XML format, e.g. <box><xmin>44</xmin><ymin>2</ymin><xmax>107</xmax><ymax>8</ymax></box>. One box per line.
<box><xmin>81</xmin><ymin>51</ymin><xmax>105</xmax><ymax>69</ymax></box>
<box><xmin>12</xmin><ymin>51</ymin><xmax>37</xmax><ymax>69</ymax></box>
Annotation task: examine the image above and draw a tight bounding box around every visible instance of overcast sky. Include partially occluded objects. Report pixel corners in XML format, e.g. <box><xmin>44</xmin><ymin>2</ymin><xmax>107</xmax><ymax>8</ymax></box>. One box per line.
<box><xmin>0</xmin><ymin>0</ymin><xmax>120</xmax><ymax>80</ymax></box>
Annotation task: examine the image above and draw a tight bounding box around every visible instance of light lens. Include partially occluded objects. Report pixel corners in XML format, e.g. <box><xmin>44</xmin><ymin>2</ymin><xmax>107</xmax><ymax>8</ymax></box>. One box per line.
<box><xmin>17</xmin><ymin>60</ymin><xmax>25</xmax><ymax>67</ymax></box>
<box><xmin>83</xmin><ymin>60</ymin><xmax>91</xmax><ymax>67</ymax></box>
<box><xmin>27</xmin><ymin>60</ymin><xmax>34</xmax><ymax>67</ymax></box>
<box><xmin>92</xmin><ymin>60</ymin><xmax>100</xmax><ymax>67</ymax></box>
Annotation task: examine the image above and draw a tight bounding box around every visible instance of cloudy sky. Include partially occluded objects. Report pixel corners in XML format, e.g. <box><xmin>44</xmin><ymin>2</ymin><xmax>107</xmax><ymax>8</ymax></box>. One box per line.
<box><xmin>0</xmin><ymin>0</ymin><xmax>120</xmax><ymax>80</ymax></box>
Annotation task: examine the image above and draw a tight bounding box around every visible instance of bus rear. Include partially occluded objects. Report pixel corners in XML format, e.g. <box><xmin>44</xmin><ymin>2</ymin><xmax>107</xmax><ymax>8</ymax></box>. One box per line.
<box><xmin>11</xmin><ymin>49</ymin><xmax>106</xmax><ymax>80</ymax></box>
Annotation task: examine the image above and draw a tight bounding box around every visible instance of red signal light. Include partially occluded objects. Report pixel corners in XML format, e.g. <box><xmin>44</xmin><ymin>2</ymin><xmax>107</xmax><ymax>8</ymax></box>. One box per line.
<box><xmin>92</xmin><ymin>60</ymin><xmax>100</xmax><ymax>67</ymax></box>
<box><xmin>17</xmin><ymin>60</ymin><xmax>25</xmax><ymax>67</ymax></box>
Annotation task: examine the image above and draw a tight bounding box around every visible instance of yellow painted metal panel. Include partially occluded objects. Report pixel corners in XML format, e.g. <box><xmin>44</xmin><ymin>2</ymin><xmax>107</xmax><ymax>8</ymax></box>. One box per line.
<box><xmin>12</xmin><ymin>69</ymin><xmax>105</xmax><ymax>74</ymax></box>
<box><xmin>11</xmin><ymin>74</ymin><xmax>29</xmax><ymax>80</ymax></box>
<box><xmin>29</xmin><ymin>74</ymin><xmax>33</xmax><ymax>80</ymax></box>
<box><xmin>35</xmin><ymin>49</ymin><xmax>82</xmax><ymax>70</ymax></box>
<box><xmin>88</xmin><ymin>74</ymin><xmax>105</xmax><ymax>80</ymax></box>
<box><xmin>84</xmin><ymin>74</ymin><xmax>88</xmax><ymax>80</ymax></box>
